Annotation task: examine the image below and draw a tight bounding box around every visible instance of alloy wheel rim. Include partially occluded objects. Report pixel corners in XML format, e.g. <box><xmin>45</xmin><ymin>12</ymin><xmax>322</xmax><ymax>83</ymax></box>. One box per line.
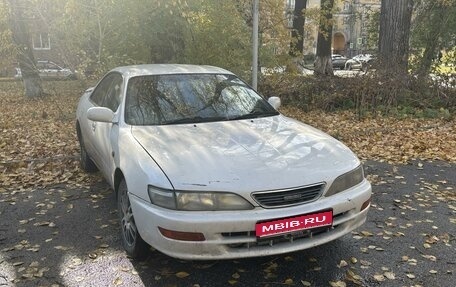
<box><xmin>120</xmin><ymin>190</ymin><xmax>137</xmax><ymax>246</ymax></box>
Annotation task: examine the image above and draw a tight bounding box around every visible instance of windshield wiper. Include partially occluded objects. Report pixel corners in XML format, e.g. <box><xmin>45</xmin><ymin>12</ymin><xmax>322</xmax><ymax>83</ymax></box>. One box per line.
<box><xmin>229</xmin><ymin>111</ymin><xmax>279</xmax><ymax>121</ymax></box>
<box><xmin>161</xmin><ymin>116</ymin><xmax>227</xmax><ymax>125</ymax></box>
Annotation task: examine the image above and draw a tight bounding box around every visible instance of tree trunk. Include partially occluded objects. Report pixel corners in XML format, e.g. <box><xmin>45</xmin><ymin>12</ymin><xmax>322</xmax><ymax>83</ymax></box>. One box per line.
<box><xmin>8</xmin><ymin>0</ymin><xmax>43</xmax><ymax>98</ymax></box>
<box><xmin>378</xmin><ymin>0</ymin><xmax>414</xmax><ymax>75</ymax></box>
<box><xmin>418</xmin><ymin>37</ymin><xmax>439</xmax><ymax>78</ymax></box>
<box><xmin>417</xmin><ymin>4</ymin><xmax>448</xmax><ymax>78</ymax></box>
<box><xmin>314</xmin><ymin>0</ymin><xmax>334</xmax><ymax>76</ymax></box>
<box><xmin>94</xmin><ymin>0</ymin><xmax>104</xmax><ymax>63</ymax></box>
<box><xmin>289</xmin><ymin>0</ymin><xmax>307</xmax><ymax>57</ymax></box>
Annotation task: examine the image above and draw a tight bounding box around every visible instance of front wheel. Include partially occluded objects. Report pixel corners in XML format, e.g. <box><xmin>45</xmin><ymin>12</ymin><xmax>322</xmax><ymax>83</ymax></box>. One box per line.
<box><xmin>118</xmin><ymin>179</ymin><xmax>149</xmax><ymax>260</ymax></box>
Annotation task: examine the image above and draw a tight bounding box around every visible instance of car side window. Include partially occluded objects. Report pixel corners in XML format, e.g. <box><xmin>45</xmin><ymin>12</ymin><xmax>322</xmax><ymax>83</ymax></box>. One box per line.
<box><xmin>36</xmin><ymin>62</ymin><xmax>45</xmax><ymax>69</ymax></box>
<box><xmin>103</xmin><ymin>74</ymin><xmax>123</xmax><ymax>112</ymax></box>
<box><xmin>90</xmin><ymin>74</ymin><xmax>116</xmax><ymax>106</ymax></box>
<box><xmin>47</xmin><ymin>62</ymin><xmax>59</xmax><ymax>70</ymax></box>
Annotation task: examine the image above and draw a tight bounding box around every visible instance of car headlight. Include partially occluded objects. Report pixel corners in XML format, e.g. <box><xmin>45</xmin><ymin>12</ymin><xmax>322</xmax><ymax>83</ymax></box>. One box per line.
<box><xmin>325</xmin><ymin>165</ymin><xmax>364</xmax><ymax>196</ymax></box>
<box><xmin>148</xmin><ymin>186</ymin><xmax>253</xmax><ymax>211</ymax></box>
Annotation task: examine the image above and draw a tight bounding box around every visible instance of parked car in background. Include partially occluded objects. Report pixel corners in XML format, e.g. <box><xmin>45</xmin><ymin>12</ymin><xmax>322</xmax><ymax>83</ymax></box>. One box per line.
<box><xmin>15</xmin><ymin>60</ymin><xmax>75</xmax><ymax>80</ymax></box>
<box><xmin>353</xmin><ymin>54</ymin><xmax>375</xmax><ymax>63</ymax></box>
<box><xmin>331</xmin><ymin>54</ymin><xmax>349</xmax><ymax>70</ymax></box>
<box><xmin>76</xmin><ymin>64</ymin><xmax>372</xmax><ymax>260</ymax></box>
<box><xmin>344</xmin><ymin>58</ymin><xmax>363</xmax><ymax>71</ymax></box>
<box><xmin>345</xmin><ymin>54</ymin><xmax>376</xmax><ymax>71</ymax></box>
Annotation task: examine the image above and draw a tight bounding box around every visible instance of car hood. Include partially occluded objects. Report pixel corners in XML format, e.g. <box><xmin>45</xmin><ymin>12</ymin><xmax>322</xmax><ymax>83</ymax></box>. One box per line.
<box><xmin>131</xmin><ymin>115</ymin><xmax>359</xmax><ymax>192</ymax></box>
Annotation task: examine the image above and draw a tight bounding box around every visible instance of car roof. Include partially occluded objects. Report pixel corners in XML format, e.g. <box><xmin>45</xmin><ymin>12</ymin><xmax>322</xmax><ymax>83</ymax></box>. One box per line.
<box><xmin>111</xmin><ymin>64</ymin><xmax>234</xmax><ymax>78</ymax></box>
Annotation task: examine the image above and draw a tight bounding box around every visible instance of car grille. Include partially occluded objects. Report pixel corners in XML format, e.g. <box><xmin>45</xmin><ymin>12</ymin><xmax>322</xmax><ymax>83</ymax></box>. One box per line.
<box><xmin>251</xmin><ymin>183</ymin><xmax>324</xmax><ymax>208</ymax></box>
<box><xmin>220</xmin><ymin>210</ymin><xmax>350</xmax><ymax>250</ymax></box>
<box><xmin>222</xmin><ymin>225</ymin><xmax>339</xmax><ymax>249</ymax></box>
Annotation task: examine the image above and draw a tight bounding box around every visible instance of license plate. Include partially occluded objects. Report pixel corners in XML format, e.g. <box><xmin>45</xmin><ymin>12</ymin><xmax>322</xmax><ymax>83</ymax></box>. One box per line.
<box><xmin>255</xmin><ymin>210</ymin><xmax>333</xmax><ymax>238</ymax></box>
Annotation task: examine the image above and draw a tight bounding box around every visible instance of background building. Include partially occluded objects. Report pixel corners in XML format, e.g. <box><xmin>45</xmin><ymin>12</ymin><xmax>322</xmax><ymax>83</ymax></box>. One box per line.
<box><xmin>286</xmin><ymin>0</ymin><xmax>381</xmax><ymax>57</ymax></box>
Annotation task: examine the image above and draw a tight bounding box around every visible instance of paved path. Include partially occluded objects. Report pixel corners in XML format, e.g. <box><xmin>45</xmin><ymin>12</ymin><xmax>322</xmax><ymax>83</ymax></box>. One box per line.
<box><xmin>0</xmin><ymin>161</ymin><xmax>455</xmax><ymax>287</ymax></box>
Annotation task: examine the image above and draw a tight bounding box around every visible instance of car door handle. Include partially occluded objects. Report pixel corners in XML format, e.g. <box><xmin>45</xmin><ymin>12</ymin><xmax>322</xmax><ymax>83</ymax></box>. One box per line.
<box><xmin>91</xmin><ymin>122</ymin><xmax>96</xmax><ymax>131</ymax></box>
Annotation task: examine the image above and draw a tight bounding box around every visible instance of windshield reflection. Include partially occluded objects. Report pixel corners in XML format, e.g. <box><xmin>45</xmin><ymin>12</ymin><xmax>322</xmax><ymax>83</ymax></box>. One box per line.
<box><xmin>125</xmin><ymin>74</ymin><xmax>278</xmax><ymax>125</ymax></box>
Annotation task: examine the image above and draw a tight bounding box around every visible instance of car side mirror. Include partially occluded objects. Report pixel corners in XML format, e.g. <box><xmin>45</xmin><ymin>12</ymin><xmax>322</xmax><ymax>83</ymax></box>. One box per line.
<box><xmin>87</xmin><ymin>107</ymin><xmax>115</xmax><ymax>123</ymax></box>
<box><xmin>268</xmin><ymin>97</ymin><xmax>281</xmax><ymax>110</ymax></box>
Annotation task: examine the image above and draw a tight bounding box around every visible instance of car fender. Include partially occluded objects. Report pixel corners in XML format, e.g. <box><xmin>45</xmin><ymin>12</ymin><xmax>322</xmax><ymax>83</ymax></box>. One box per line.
<box><xmin>117</xmin><ymin>127</ymin><xmax>173</xmax><ymax>201</ymax></box>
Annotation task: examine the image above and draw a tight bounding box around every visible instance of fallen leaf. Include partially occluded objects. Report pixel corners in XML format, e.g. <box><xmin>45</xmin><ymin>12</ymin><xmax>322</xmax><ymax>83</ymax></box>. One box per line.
<box><xmin>421</xmin><ymin>254</ymin><xmax>437</xmax><ymax>262</ymax></box>
<box><xmin>360</xmin><ymin>260</ymin><xmax>371</xmax><ymax>266</ymax></box>
<box><xmin>113</xmin><ymin>277</ymin><xmax>122</xmax><ymax>285</ymax></box>
<box><xmin>384</xmin><ymin>272</ymin><xmax>395</xmax><ymax>280</ymax></box>
<box><xmin>176</xmin><ymin>271</ymin><xmax>190</xmax><ymax>278</ymax></box>
<box><xmin>338</xmin><ymin>260</ymin><xmax>348</xmax><ymax>268</ymax></box>
<box><xmin>54</xmin><ymin>245</ymin><xmax>70</xmax><ymax>251</ymax></box>
<box><xmin>329</xmin><ymin>281</ymin><xmax>346</xmax><ymax>287</ymax></box>
<box><xmin>345</xmin><ymin>269</ymin><xmax>363</xmax><ymax>285</ymax></box>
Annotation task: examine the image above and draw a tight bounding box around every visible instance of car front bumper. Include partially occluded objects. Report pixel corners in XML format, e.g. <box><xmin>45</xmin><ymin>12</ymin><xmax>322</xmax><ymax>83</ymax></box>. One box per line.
<box><xmin>130</xmin><ymin>180</ymin><xmax>372</xmax><ymax>260</ymax></box>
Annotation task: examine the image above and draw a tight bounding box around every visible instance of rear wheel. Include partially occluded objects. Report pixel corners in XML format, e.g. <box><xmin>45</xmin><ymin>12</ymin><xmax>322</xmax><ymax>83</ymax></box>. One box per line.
<box><xmin>118</xmin><ymin>179</ymin><xmax>149</xmax><ymax>260</ymax></box>
<box><xmin>77</xmin><ymin>126</ymin><xmax>97</xmax><ymax>172</ymax></box>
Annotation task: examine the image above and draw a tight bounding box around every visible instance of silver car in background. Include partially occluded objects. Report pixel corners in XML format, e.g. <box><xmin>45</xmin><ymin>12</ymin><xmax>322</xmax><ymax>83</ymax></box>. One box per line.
<box><xmin>15</xmin><ymin>60</ymin><xmax>75</xmax><ymax>80</ymax></box>
<box><xmin>345</xmin><ymin>54</ymin><xmax>375</xmax><ymax>71</ymax></box>
<box><xmin>76</xmin><ymin>64</ymin><xmax>372</xmax><ymax>260</ymax></box>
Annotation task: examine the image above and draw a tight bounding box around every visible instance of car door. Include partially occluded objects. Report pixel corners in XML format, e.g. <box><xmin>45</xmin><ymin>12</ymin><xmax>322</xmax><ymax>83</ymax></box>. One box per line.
<box><xmin>47</xmin><ymin>62</ymin><xmax>62</xmax><ymax>79</ymax></box>
<box><xmin>90</xmin><ymin>73</ymin><xmax>123</xmax><ymax>185</ymax></box>
<box><xmin>85</xmin><ymin>73</ymin><xmax>117</xmax><ymax>169</ymax></box>
<box><xmin>36</xmin><ymin>62</ymin><xmax>48</xmax><ymax>78</ymax></box>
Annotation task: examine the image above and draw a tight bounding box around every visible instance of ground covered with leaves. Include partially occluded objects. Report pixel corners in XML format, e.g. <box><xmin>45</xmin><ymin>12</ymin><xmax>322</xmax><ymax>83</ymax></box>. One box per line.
<box><xmin>0</xmin><ymin>81</ymin><xmax>94</xmax><ymax>191</ymax></box>
<box><xmin>280</xmin><ymin>107</ymin><xmax>456</xmax><ymax>164</ymax></box>
<box><xmin>0</xmin><ymin>81</ymin><xmax>454</xmax><ymax>191</ymax></box>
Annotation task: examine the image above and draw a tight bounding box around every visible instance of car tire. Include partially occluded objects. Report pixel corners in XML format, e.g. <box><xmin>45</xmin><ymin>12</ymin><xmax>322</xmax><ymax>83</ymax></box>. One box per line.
<box><xmin>346</xmin><ymin>64</ymin><xmax>352</xmax><ymax>70</ymax></box>
<box><xmin>77</xmin><ymin>128</ymin><xmax>98</xmax><ymax>172</ymax></box>
<box><xmin>118</xmin><ymin>179</ymin><xmax>149</xmax><ymax>260</ymax></box>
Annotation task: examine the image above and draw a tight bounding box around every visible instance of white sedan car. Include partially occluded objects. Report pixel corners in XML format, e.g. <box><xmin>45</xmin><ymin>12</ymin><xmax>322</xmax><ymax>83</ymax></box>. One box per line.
<box><xmin>15</xmin><ymin>60</ymin><xmax>75</xmax><ymax>80</ymax></box>
<box><xmin>76</xmin><ymin>64</ymin><xmax>372</xmax><ymax>260</ymax></box>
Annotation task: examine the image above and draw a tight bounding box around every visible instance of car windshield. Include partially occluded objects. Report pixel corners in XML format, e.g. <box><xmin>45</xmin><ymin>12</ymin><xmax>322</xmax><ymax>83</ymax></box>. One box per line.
<box><xmin>125</xmin><ymin>73</ymin><xmax>278</xmax><ymax>125</ymax></box>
